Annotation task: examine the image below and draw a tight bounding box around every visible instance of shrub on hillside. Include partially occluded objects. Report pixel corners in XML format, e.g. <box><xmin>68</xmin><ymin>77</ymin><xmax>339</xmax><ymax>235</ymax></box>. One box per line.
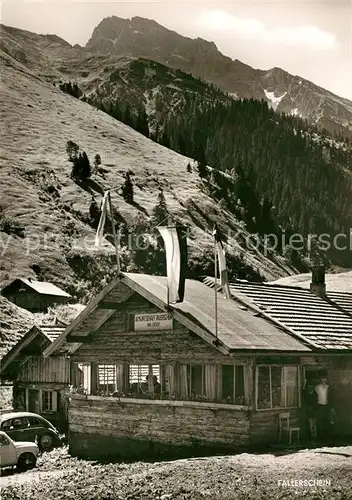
<box><xmin>63</xmin><ymin>220</ymin><xmax>79</xmax><ymax>237</ymax></box>
<box><xmin>89</xmin><ymin>197</ymin><xmax>101</xmax><ymax>228</ymax></box>
<box><xmin>66</xmin><ymin>140</ymin><xmax>79</xmax><ymax>162</ymax></box>
<box><xmin>65</xmin><ymin>249</ymin><xmax>128</xmax><ymax>301</ymax></box>
<box><xmin>1</xmin><ymin>219</ymin><xmax>25</xmax><ymax>238</ymax></box>
<box><xmin>197</xmin><ymin>160</ymin><xmax>208</xmax><ymax>179</ymax></box>
<box><xmin>0</xmin><ymin>205</ymin><xmax>25</xmax><ymax>238</ymax></box>
<box><xmin>151</xmin><ymin>188</ymin><xmax>170</xmax><ymax>226</ymax></box>
<box><xmin>70</xmin><ymin>151</ymin><xmax>92</xmax><ymax>180</ymax></box>
<box><xmin>59</xmin><ymin>81</ymin><xmax>82</xmax><ymax>99</ymax></box>
<box><xmin>66</xmin><ymin>141</ymin><xmax>92</xmax><ymax>181</ymax></box>
<box><xmin>93</xmin><ymin>154</ymin><xmax>101</xmax><ymax>172</ymax></box>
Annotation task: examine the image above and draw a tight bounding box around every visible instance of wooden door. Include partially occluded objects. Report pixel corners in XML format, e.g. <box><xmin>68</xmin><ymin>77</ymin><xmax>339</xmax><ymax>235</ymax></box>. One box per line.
<box><xmin>329</xmin><ymin>369</ymin><xmax>352</xmax><ymax>436</ymax></box>
<box><xmin>27</xmin><ymin>389</ymin><xmax>40</xmax><ymax>413</ymax></box>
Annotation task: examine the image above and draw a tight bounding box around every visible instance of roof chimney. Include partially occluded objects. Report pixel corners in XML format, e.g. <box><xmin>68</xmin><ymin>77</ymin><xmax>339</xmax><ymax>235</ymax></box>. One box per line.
<box><xmin>310</xmin><ymin>265</ymin><xmax>326</xmax><ymax>299</ymax></box>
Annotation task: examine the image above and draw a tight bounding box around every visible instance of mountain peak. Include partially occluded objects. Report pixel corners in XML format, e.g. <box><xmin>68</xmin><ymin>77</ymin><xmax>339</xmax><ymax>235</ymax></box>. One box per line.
<box><xmin>195</xmin><ymin>37</ymin><xmax>218</xmax><ymax>52</ymax></box>
<box><xmin>85</xmin><ymin>16</ymin><xmax>352</xmax><ymax>137</ymax></box>
<box><xmin>131</xmin><ymin>16</ymin><xmax>161</xmax><ymax>26</ymax></box>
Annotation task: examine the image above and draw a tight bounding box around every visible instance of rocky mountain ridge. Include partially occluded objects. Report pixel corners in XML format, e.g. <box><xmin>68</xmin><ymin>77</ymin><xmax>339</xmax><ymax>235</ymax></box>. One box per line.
<box><xmin>1</xmin><ymin>20</ymin><xmax>351</xmax><ymax>139</ymax></box>
<box><xmin>85</xmin><ymin>16</ymin><xmax>352</xmax><ymax>138</ymax></box>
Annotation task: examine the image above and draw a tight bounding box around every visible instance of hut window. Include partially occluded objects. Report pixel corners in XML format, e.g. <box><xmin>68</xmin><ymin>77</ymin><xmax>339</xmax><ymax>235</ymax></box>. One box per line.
<box><xmin>98</xmin><ymin>365</ymin><xmax>116</xmax><ymax>395</ymax></box>
<box><xmin>128</xmin><ymin>364</ymin><xmax>161</xmax><ymax>397</ymax></box>
<box><xmin>221</xmin><ymin>365</ymin><xmax>245</xmax><ymax>404</ymax></box>
<box><xmin>41</xmin><ymin>390</ymin><xmax>57</xmax><ymax>412</ymax></box>
<box><xmin>271</xmin><ymin>366</ymin><xmax>283</xmax><ymax>408</ymax></box>
<box><xmin>257</xmin><ymin>365</ymin><xmax>299</xmax><ymax>409</ymax></box>
<box><xmin>191</xmin><ymin>365</ymin><xmax>204</xmax><ymax>396</ymax></box>
<box><xmin>180</xmin><ymin>365</ymin><xmax>206</xmax><ymax>399</ymax></box>
<box><xmin>285</xmin><ymin>366</ymin><xmax>299</xmax><ymax>407</ymax></box>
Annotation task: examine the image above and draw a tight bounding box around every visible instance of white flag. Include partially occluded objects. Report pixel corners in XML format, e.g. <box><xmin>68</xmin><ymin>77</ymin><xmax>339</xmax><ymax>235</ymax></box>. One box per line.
<box><xmin>213</xmin><ymin>225</ymin><xmax>231</xmax><ymax>299</ymax></box>
<box><xmin>95</xmin><ymin>191</ymin><xmax>109</xmax><ymax>248</ymax></box>
<box><xmin>157</xmin><ymin>226</ymin><xmax>188</xmax><ymax>304</ymax></box>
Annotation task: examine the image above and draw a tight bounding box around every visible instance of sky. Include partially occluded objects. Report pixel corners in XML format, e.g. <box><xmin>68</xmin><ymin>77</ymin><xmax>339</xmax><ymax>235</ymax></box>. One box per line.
<box><xmin>1</xmin><ymin>1</ymin><xmax>351</xmax><ymax>100</ymax></box>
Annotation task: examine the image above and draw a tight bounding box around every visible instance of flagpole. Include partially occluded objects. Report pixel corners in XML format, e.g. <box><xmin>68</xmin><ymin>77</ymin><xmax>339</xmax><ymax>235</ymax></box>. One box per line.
<box><xmin>107</xmin><ymin>191</ymin><xmax>120</xmax><ymax>274</ymax></box>
<box><xmin>214</xmin><ymin>231</ymin><xmax>218</xmax><ymax>342</ymax></box>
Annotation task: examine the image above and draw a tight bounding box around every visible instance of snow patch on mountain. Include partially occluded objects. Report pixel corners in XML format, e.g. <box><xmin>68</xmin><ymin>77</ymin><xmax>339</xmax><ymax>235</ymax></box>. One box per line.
<box><xmin>166</xmin><ymin>84</ymin><xmax>183</xmax><ymax>92</ymax></box>
<box><xmin>143</xmin><ymin>88</ymin><xmax>158</xmax><ymax>118</ymax></box>
<box><xmin>264</xmin><ymin>89</ymin><xmax>287</xmax><ymax>111</ymax></box>
<box><xmin>290</xmin><ymin>108</ymin><xmax>303</xmax><ymax>118</ymax></box>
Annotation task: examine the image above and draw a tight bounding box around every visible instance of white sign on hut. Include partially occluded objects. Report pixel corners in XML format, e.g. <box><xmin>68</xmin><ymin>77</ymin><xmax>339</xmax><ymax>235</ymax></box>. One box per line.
<box><xmin>134</xmin><ymin>312</ymin><xmax>173</xmax><ymax>331</ymax></box>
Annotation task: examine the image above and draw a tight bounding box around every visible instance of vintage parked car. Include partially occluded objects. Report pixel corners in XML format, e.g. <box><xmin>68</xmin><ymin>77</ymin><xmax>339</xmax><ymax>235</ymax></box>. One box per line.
<box><xmin>0</xmin><ymin>412</ymin><xmax>63</xmax><ymax>451</ymax></box>
<box><xmin>0</xmin><ymin>430</ymin><xmax>39</xmax><ymax>471</ymax></box>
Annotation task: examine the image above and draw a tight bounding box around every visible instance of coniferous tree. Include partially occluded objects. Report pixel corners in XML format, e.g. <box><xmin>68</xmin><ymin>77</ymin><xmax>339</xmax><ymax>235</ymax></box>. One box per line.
<box><xmin>121</xmin><ymin>171</ymin><xmax>134</xmax><ymax>203</ymax></box>
<box><xmin>129</xmin><ymin>212</ymin><xmax>165</xmax><ymax>275</ymax></box>
<box><xmin>94</xmin><ymin>154</ymin><xmax>101</xmax><ymax>173</ymax></box>
<box><xmin>197</xmin><ymin>160</ymin><xmax>208</xmax><ymax>179</ymax></box>
<box><xmin>123</xmin><ymin>104</ymin><xmax>134</xmax><ymax>128</ymax></box>
<box><xmin>80</xmin><ymin>151</ymin><xmax>92</xmax><ymax>179</ymax></box>
<box><xmin>66</xmin><ymin>140</ymin><xmax>79</xmax><ymax>162</ymax></box>
<box><xmin>71</xmin><ymin>151</ymin><xmax>91</xmax><ymax>180</ymax></box>
<box><xmin>160</xmin><ymin>127</ymin><xmax>170</xmax><ymax>148</ymax></box>
<box><xmin>135</xmin><ymin>108</ymin><xmax>149</xmax><ymax>138</ymax></box>
<box><xmin>151</xmin><ymin>188</ymin><xmax>169</xmax><ymax>226</ymax></box>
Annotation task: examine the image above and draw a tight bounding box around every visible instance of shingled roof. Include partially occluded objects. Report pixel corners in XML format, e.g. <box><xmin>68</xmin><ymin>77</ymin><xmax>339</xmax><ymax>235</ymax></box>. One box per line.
<box><xmin>40</xmin><ymin>325</ymin><xmax>67</xmax><ymax>342</ymax></box>
<box><xmin>45</xmin><ymin>273</ymin><xmax>311</xmax><ymax>357</ymax></box>
<box><xmin>328</xmin><ymin>292</ymin><xmax>352</xmax><ymax>317</ymax></box>
<box><xmin>1</xmin><ymin>278</ymin><xmax>71</xmax><ymax>298</ymax></box>
<box><xmin>0</xmin><ymin>322</ymin><xmax>79</xmax><ymax>379</ymax></box>
<box><xmin>204</xmin><ymin>278</ymin><xmax>352</xmax><ymax>350</ymax></box>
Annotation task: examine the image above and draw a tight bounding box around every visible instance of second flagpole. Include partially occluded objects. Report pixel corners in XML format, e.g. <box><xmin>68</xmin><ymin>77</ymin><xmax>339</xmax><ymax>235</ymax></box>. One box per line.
<box><xmin>107</xmin><ymin>191</ymin><xmax>121</xmax><ymax>275</ymax></box>
<box><xmin>214</xmin><ymin>230</ymin><xmax>218</xmax><ymax>342</ymax></box>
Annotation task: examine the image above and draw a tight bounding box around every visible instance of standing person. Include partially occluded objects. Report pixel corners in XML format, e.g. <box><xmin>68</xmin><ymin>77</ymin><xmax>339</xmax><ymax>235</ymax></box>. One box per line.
<box><xmin>304</xmin><ymin>382</ymin><xmax>317</xmax><ymax>441</ymax></box>
<box><xmin>152</xmin><ymin>375</ymin><xmax>161</xmax><ymax>397</ymax></box>
<box><xmin>314</xmin><ymin>376</ymin><xmax>330</xmax><ymax>440</ymax></box>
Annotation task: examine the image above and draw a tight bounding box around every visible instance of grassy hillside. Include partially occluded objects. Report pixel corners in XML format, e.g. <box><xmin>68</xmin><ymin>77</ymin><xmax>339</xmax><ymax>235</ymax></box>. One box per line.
<box><xmin>1</xmin><ymin>23</ymin><xmax>351</xmax><ymax>267</ymax></box>
<box><xmin>0</xmin><ymin>297</ymin><xmax>34</xmax><ymax>358</ymax></box>
<box><xmin>0</xmin><ymin>50</ymin><xmax>294</xmax><ymax>303</ymax></box>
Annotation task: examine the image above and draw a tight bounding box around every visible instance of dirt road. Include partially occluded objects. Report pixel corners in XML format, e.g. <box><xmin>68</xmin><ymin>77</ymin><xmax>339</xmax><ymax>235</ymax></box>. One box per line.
<box><xmin>1</xmin><ymin>446</ymin><xmax>351</xmax><ymax>499</ymax></box>
<box><xmin>0</xmin><ymin>468</ymin><xmax>75</xmax><ymax>488</ymax></box>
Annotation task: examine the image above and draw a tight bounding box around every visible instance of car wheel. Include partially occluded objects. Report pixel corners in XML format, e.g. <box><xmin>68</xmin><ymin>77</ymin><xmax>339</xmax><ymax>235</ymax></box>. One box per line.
<box><xmin>39</xmin><ymin>433</ymin><xmax>54</xmax><ymax>451</ymax></box>
<box><xmin>17</xmin><ymin>453</ymin><xmax>37</xmax><ymax>472</ymax></box>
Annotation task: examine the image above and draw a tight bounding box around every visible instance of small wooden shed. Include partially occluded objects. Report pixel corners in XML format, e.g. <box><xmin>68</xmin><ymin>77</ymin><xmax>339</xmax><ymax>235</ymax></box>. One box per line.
<box><xmin>1</xmin><ymin>278</ymin><xmax>71</xmax><ymax>312</ymax></box>
<box><xmin>0</xmin><ymin>324</ymin><xmax>82</xmax><ymax>432</ymax></box>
